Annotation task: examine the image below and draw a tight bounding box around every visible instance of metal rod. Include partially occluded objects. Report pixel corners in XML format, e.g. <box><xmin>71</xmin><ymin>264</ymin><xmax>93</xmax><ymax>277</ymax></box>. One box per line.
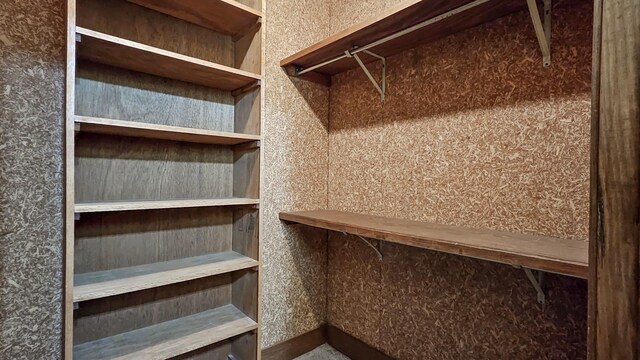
<box><xmin>343</xmin><ymin>232</ymin><xmax>383</xmax><ymax>260</ymax></box>
<box><xmin>296</xmin><ymin>0</ymin><xmax>491</xmax><ymax>75</ymax></box>
<box><xmin>353</xmin><ymin>53</ymin><xmax>385</xmax><ymax>101</ymax></box>
<box><xmin>524</xmin><ymin>268</ymin><xmax>546</xmax><ymax>305</ymax></box>
<box><xmin>526</xmin><ymin>0</ymin><xmax>551</xmax><ymax>65</ymax></box>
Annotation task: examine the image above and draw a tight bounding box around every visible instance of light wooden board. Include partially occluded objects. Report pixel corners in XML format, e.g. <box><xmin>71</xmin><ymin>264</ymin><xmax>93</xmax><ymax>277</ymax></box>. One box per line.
<box><xmin>280</xmin><ymin>0</ymin><xmax>525</xmax><ymax>82</ymax></box>
<box><xmin>280</xmin><ymin>210</ymin><xmax>588</xmax><ymax>278</ymax></box>
<box><xmin>589</xmin><ymin>0</ymin><xmax>640</xmax><ymax>357</ymax></box>
<box><xmin>76</xmin><ymin>27</ymin><xmax>260</xmax><ymax>91</ymax></box>
<box><xmin>76</xmin><ymin>198</ymin><xmax>259</xmax><ymax>213</ymax></box>
<box><xmin>73</xmin><ymin>304</ymin><xmax>257</xmax><ymax>360</ymax></box>
<box><xmin>127</xmin><ymin>0</ymin><xmax>261</xmax><ymax>36</ymax></box>
<box><xmin>75</xmin><ymin>116</ymin><xmax>260</xmax><ymax>145</ymax></box>
<box><xmin>74</xmin><ymin>251</ymin><xmax>259</xmax><ymax>302</ymax></box>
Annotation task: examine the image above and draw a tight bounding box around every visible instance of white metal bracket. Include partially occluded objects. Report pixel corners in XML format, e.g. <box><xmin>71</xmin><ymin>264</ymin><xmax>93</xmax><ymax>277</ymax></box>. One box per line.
<box><xmin>523</xmin><ymin>268</ymin><xmax>546</xmax><ymax>307</ymax></box>
<box><xmin>342</xmin><ymin>232</ymin><xmax>383</xmax><ymax>261</ymax></box>
<box><xmin>346</xmin><ymin>50</ymin><xmax>387</xmax><ymax>102</ymax></box>
<box><xmin>526</xmin><ymin>0</ymin><xmax>552</xmax><ymax>67</ymax></box>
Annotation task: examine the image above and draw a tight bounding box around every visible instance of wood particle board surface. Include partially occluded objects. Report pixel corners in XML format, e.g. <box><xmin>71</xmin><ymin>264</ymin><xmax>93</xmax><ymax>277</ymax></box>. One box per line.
<box><xmin>326</xmin><ymin>0</ymin><xmax>592</xmax><ymax>359</ymax></box>
<box><xmin>0</xmin><ymin>0</ymin><xmax>65</xmax><ymax>358</ymax></box>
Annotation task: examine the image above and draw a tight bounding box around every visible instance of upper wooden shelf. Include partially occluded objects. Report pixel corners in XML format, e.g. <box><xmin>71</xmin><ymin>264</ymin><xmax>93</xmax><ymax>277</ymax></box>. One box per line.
<box><xmin>75</xmin><ymin>116</ymin><xmax>261</xmax><ymax>146</ymax></box>
<box><xmin>73</xmin><ymin>304</ymin><xmax>257</xmax><ymax>360</ymax></box>
<box><xmin>279</xmin><ymin>210</ymin><xmax>589</xmax><ymax>278</ymax></box>
<box><xmin>128</xmin><ymin>0</ymin><xmax>262</xmax><ymax>36</ymax></box>
<box><xmin>74</xmin><ymin>251</ymin><xmax>258</xmax><ymax>302</ymax></box>
<box><xmin>75</xmin><ymin>198</ymin><xmax>259</xmax><ymax>213</ymax></box>
<box><xmin>280</xmin><ymin>0</ymin><xmax>526</xmax><ymax>83</ymax></box>
<box><xmin>76</xmin><ymin>27</ymin><xmax>261</xmax><ymax>91</ymax></box>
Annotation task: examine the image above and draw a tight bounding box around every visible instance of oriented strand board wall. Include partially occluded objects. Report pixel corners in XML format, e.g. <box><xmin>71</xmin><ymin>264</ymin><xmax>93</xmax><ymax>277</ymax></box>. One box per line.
<box><xmin>0</xmin><ymin>0</ymin><xmax>65</xmax><ymax>358</ymax></box>
<box><xmin>327</xmin><ymin>0</ymin><xmax>591</xmax><ymax>359</ymax></box>
<box><xmin>261</xmin><ymin>0</ymin><xmax>331</xmax><ymax>348</ymax></box>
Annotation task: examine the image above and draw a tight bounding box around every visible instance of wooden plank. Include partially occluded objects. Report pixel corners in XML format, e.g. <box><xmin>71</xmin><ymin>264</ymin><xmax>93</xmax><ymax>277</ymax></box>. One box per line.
<box><xmin>76</xmin><ymin>27</ymin><xmax>260</xmax><ymax>91</ymax></box>
<box><xmin>127</xmin><ymin>0</ymin><xmax>261</xmax><ymax>36</ymax></box>
<box><xmin>75</xmin><ymin>116</ymin><xmax>261</xmax><ymax>145</ymax></box>
<box><xmin>326</xmin><ymin>326</ymin><xmax>393</xmax><ymax>360</ymax></box>
<box><xmin>280</xmin><ymin>0</ymin><xmax>525</xmax><ymax>79</ymax></box>
<box><xmin>75</xmin><ymin>198</ymin><xmax>259</xmax><ymax>213</ymax></box>
<box><xmin>280</xmin><ymin>210</ymin><xmax>588</xmax><ymax>278</ymax></box>
<box><xmin>73</xmin><ymin>304</ymin><xmax>257</xmax><ymax>360</ymax></box>
<box><xmin>74</xmin><ymin>251</ymin><xmax>258</xmax><ymax>302</ymax></box>
<box><xmin>589</xmin><ymin>0</ymin><xmax>640</xmax><ymax>357</ymax></box>
<box><xmin>261</xmin><ymin>326</ymin><xmax>326</xmax><ymax>360</ymax></box>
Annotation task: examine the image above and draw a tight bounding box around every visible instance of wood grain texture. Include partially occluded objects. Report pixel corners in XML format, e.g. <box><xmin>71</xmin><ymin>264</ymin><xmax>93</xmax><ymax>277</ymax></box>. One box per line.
<box><xmin>281</xmin><ymin>210</ymin><xmax>588</xmax><ymax>277</ymax></box>
<box><xmin>74</xmin><ymin>251</ymin><xmax>258</xmax><ymax>302</ymax></box>
<box><xmin>127</xmin><ymin>0</ymin><xmax>261</xmax><ymax>36</ymax></box>
<box><xmin>76</xmin><ymin>27</ymin><xmax>260</xmax><ymax>91</ymax></box>
<box><xmin>75</xmin><ymin>116</ymin><xmax>260</xmax><ymax>145</ymax></box>
<box><xmin>76</xmin><ymin>198</ymin><xmax>259</xmax><ymax>213</ymax></box>
<box><xmin>280</xmin><ymin>0</ymin><xmax>526</xmax><ymax>78</ymax></box>
<box><xmin>74</xmin><ymin>304</ymin><xmax>257</xmax><ymax>360</ymax></box>
<box><xmin>589</xmin><ymin>0</ymin><xmax>640</xmax><ymax>357</ymax></box>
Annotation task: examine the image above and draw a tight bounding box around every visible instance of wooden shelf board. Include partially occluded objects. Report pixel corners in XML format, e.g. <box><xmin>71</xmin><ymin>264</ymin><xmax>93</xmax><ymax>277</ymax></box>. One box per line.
<box><xmin>74</xmin><ymin>251</ymin><xmax>258</xmax><ymax>302</ymax></box>
<box><xmin>280</xmin><ymin>210</ymin><xmax>589</xmax><ymax>278</ymax></box>
<box><xmin>73</xmin><ymin>304</ymin><xmax>257</xmax><ymax>360</ymax></box>
<box><xmin>127</xmin><ymin>0</ymin><xmax>261</xmax><ymax>36</ymax></box>
<box><xmin>76</xmin><ymin>27</ymin><xmax>261</xmax><ymax>91</ymax></box>
<box><xmin>75</xmin><ymin>116</ymin><xmax>261</xmax><ymax>145</ymax></box>
<box><xmin>280</xmin><ymin>0</ymin><xmax>526</xmax><ymax>81</ymax></box>
<box><xmin>75</xmin><ymin>198</ymin><xmax>260</xmax><ymax>213</ymax></box>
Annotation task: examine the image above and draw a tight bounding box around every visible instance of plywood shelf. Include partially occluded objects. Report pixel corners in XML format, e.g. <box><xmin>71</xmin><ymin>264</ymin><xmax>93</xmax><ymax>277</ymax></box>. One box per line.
<box><xmin>74</xmin><ymin>251</ymin><xmax>258</xmax><ymax>302</ymax></box>
<box><xmin>128</xmin><ymin>0</ymin><xmax>262</xmax><ymax>36</ymax></box>
<box><xmin>76</xmin><ymin>27</ymin><xmax>261</xmax><ymax>91</ymax></box>
<box><xmin>73</xmin><ymin>304</ymin><xmax>257</xmax><ymax>360</ymax></box>
<box><xmin>280</xmin><ymin>210</ymin><xmax>589</xmax><ymax>278</ymax></box>
<box><xmin>75</xmin><ymin>116</ymin><xmax>261</xmax><ymax>145</ymax></box>
<box><xmin>280</xmin><ymin>0</ymin><xmax>526</xmax><ymax>83</ymax></box>
<box><xmin>75</xmin><ymin>198</ymin><xmax>260</xmax><ymax>213</ymax></box>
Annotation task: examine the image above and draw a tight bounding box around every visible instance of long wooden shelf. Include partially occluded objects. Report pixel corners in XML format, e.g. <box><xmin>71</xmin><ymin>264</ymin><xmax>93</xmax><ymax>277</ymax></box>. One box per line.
<box><xmin>73</xmin><ymin>304</ymin><xmax>257</xmax><ymax>360</ymax></box>
<box><xmin>128</xmin><ymin>0</ymin><xmax>262</xmax><ymax>36</ymax></box>
<box><xmin>76</xmin><ymin>27</ymin><xmax>261</xmax><ymax>91</ymax></box>
<box><xmin>280</xmin><ymin>0</ymin><xmax>526</xmax><ymax>83</ymax></box>
<box><xmin>75</xmin><ymin>198</ymin><xmax>259</xmax><ymax>213</ymax></box>
<box><xmin>280</xmin><ymin>210</ymin><xmax>589</xmax><ymax>278</ymax></box>
<box><xmin>74</xmin><ymin>251</ymin><xmax>258</xmax><ymax>302</ymax></box>
<box><xmin>75</xmin><ymin>116</ymin><xmax>261</xmax><ymax>146</ymax></box>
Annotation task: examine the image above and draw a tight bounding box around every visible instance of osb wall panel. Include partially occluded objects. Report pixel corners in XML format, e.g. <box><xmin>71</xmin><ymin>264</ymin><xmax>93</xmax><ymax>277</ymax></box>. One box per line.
<box><xmin>327</xmin><ymin>1</ymin><xmax>591</xmax><ymax>359</ymax></box>
<box><xmin>261</xmin><ymin>0</ymin><xmax>331</xmax><ymax>348</ymax></box>
<box><xmin>0</xmin><ymin>0</ymin><xmax>65</xmax><ymax>359</ymax></box>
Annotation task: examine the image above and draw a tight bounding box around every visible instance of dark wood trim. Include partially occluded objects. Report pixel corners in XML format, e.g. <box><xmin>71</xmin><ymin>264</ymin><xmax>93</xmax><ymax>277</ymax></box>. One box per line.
<box><xmin>588</xmin><ymin>0</ymin><xmax>640</xmax><ymax>358</ymax></box>
<box><xmin>326</xmin><ymin>325</ymin><xmax>394</xmax><ymax>360</ymax></box>
<box><xmin>261</xmin><ymin>326</ymin><xmax>326</xmax><ymax>360</ymax></box>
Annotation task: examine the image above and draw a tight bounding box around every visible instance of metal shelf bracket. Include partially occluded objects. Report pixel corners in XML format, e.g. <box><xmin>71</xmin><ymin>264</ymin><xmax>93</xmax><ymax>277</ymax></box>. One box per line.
<box><xmin>346</xmin><ymin>50</ymin><xmax>387</xmax><ymax>102</ymax></box>
<box><xmin>527</xmin><ymin>0</ymin><xmax>552</xmax><ymax>66</ymax></box>
<box><xmin>523</xmin><ymin>268</ymin><xmax>546</xmax><ymax>307</ymax></box>
<box><xmin>342</xmin><ymin>231</ymin><xmax>383</xmax><ymax>261</ymax></box>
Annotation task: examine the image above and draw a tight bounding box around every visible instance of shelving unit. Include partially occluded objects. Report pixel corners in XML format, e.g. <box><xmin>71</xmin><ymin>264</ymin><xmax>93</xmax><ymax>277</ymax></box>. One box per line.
<box><xmin>281</xmin><ymin>0</ymin><xmax>552</xmax><ymax>97</ymax></box>
<box><xmin>65</xmin><ymin>0</ymin><xmax>263</xmax><ymax>358</ymax></box>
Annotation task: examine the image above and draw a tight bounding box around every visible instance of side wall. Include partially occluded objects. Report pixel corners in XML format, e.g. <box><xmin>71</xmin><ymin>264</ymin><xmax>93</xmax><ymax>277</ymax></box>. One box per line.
<box><xmin>0</xmin><ymin>0</ymin><xmax>66</xmax><ymax>358</ymax></box>
<box><xmin>261</xmin><ymin>0</ymin><xmax>331</xmax><ymax>348</ymax></box>
<box><xmin>326</xmin><ymin>0</ymin><xmax>592</xmax><ymax>359</ymax></box>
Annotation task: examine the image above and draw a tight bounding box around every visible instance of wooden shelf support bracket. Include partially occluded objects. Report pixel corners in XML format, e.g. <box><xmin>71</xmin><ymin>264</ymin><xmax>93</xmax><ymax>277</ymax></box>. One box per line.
<box><xmin>523</xmin><ymin>267</ymin><xmax>546</xmax><ymax>307</ymax></box>
<box><xmin>526</xmin><ymin>0</ymin><xmax>552</xmax><ymax>66</ymax></box>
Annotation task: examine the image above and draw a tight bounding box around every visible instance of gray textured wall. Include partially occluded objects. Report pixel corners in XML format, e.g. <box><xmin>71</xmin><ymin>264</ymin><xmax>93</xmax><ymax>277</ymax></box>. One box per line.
<box><xmin>0</xmin><ymin>0</ymin><xmax>65</xmax><ymax>358</ymax></box>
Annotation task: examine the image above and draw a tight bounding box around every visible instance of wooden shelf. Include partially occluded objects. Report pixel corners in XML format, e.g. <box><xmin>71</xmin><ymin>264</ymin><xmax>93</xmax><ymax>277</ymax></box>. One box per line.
<box><xmin>76</xmin><ymin>27</ymin><xmax>261</xmax><ymax>91</ymax></box>
<box><xmin>75</xmin><ymin>116</ymin><xmax>261</xmax><ymax>146</ymax></box>
<box><xmin>74</xmin><ymin>251</ymin><xmax>258</xmax><ymax>302</ymax></box>
<box><xmin>73</xmin><ymin>304</ymin><xmax>257</xmax><ymax>360</ymax></box>
<box><xmin>128</xmin><ymin>0</ymin><xmax>262</xmax><ymax>36</ymax></box>
<box><xmin>75</xmin><ymin>198</ymin><xmax>260</xmax><ymax>213</ymax></box>
<box><xmin>280</xmin><ymin>0</ymin><xmax>526</xmax><ymax>83</ymax></box>
<box><xmin>280</xmin><ymin>210</ymin><xmax>589</xmax><ymax>278</ymax></box>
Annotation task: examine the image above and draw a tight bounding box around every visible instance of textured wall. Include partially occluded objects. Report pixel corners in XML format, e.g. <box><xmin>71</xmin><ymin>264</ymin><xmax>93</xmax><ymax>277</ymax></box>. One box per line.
<box><xmin>0</xmin><ymin>0</ymin><xmax>65</xmax><ymax>359</ymax></box>
<box><xmin>261</xmin><ymin>0</ymin><xmax>331</xmax><ymax>348</ymax></box>
<box><xmin>326</xmin><ymin>0</ymin><xmax>591</xmax><ymax>359</ymax></box>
